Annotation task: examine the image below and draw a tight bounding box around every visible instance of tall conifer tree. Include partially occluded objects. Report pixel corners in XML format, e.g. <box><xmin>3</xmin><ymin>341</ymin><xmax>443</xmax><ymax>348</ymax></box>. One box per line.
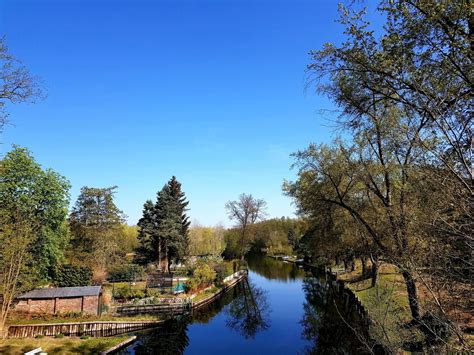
<box><xmin>136</xmin><ymin>176</ymin><xmax>190</xmax><ymax>271</ymax></box>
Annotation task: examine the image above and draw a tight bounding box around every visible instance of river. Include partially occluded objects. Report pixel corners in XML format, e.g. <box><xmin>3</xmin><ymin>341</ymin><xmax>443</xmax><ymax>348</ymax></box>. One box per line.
<box><xmin>119</xmin><ymin>255</ymin><xmax>370</xmax><ymax>354</ymax></box>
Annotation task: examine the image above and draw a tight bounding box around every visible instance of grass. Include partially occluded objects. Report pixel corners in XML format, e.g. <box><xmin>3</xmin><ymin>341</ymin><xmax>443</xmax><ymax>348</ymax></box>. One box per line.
<box><xmin>0</xmin><ymin>335</ymin><xmax>130</xmax><ymax>355</ymax></box>
<box><xmin>192</xmin><ymin>286</ymin><xmax>220</xmax><ymax>302</ymax></box>
<box><xmin>337</xmin><ymin>262</ymin><xmax>424</xmax><ymax>349</ymax></box>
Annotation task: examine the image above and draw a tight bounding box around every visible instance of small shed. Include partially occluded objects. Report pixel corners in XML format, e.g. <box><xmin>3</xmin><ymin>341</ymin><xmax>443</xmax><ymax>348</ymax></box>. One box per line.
<box><xmin>16</xmin><ymin>286</ymin><xmax>102</xmax><ymax>316</ymax></box>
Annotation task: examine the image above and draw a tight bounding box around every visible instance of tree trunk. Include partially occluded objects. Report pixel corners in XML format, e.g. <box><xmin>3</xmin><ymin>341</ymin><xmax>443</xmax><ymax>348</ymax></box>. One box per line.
<box><xmin>159</xmin><ymin>255</ymin><xmax>168</xmax><ymax>273</ymax></box>
<box><xmin>370</xmin><ymin>255</ymin><xmax>379</xmax><ymax>287</ymax></box>
<box><xmin>158</xmin><ymin>239</ymin><xmax>168</xmax><ymax>272</ymax></box>
<box><xmin>402</xmin><ymin>270</ymin><xmax>421</xmax><ymax>322</ymax></box>
<box><xmin>343</xmin><ymin>260</ymin><xmax>348</xmax><ymax>272</ymax></box>
<box><xmin>361</xmin><ymin>257</ymin><xmax>368</xmax><ymax>276</ymax></box>
<box><xmin>240</xmin><ymin>228</ymin><xmax>246</xmax><ymax>261</ymax></box>
<box><xmin>0</xmin><ymin>322</ymin><xmax>5</xmax><ymax>339</ymax></box>
<box><xmin>350</xmin><ymin>259</ymin><xmax>355</xmax><ymax>272</ymax></box>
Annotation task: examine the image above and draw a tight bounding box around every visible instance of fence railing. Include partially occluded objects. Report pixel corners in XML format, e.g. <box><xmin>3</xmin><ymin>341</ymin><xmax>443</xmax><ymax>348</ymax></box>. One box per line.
<box><xmin>7</xmin><ymin>321</ymin><xmax>163</xmax><ymax>338</ymax></box>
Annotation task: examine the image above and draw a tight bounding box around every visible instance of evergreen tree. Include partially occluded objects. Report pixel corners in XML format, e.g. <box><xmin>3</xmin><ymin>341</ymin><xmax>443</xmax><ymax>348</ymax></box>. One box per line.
<box><xmin>136</xmin><ymin>200</ymin><xmax>156</xmax><ymax>264</ymax></box>
<box><xmin>136</xmin><ymin>176</ymin><xmax>190</xmax><ymax>271</ymax></box>
<box><xmin>69</xmin><ymin>186</ymin><xmax>126</xmax><ymax>269</ymax></box>
<box><xmin>167</xmin><ymin>176</ymin><xmax>190</xmax><ymax>261</ymax></box>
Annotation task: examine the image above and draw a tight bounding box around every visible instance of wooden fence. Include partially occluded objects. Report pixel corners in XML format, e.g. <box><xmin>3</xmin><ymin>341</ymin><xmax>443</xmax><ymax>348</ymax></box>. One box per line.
<box><xmin>7</xmin><ymin>320</ymin><xmax>163</xmax><ymax>338</ymax></box>
<box><xmin>115</xmin><ymin>300</ymin><xmax>192</xmax><ymax>316</ymax></box>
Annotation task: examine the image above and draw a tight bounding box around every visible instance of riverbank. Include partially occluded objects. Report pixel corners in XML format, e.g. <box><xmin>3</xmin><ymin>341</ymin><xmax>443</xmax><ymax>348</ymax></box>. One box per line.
<box><xmin>335</xmin><ymin>261</ymin><xmax>473</xmax><ymax>352</ymax></box>
<box><xmin>4</xmin><ymin>269</ymin><xmax>247</xmax><ymax>345</ymax></box>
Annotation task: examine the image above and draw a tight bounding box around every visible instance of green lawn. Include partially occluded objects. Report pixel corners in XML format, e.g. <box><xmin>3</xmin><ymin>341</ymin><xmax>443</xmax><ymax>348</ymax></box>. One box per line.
<box><xmin>192</xmin><ymin>286</ymin><xmax>219</xmax><ymax>303</ymax></box>
<box><xmin>338</xmin><ymin>262</ymin><xmax>423</xmax><ymax>349</ymax></box>
<box><xmin>0</xmin><ymin>335</ymin><xmax>130</xmax><ymax>355</ymax></box>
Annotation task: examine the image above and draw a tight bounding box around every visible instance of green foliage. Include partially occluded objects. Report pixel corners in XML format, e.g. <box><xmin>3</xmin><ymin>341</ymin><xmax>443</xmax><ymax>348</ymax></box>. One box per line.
<box><xmin>222</xmin><ymin>229</ymin><xmax>241</xmax><ymax>259</ymax></box>
<box><xmin>223</xmin><ymin>218</ymin><xmax>305</xmax><ymax>258</ymax></box>
<box><xmin>287</xmin><ymin>228</ymin><xmax>299</xmax><ymax>252</ymax></box>
<box><xmin>288</xmin><ymin>0</ymin><xmax>472</xmax><ymax>347</ymax></box>
<box><xmin>121</xmin><ymin>224</ymin><xmax>139</xmax><ymax>254</ymax></box>
<box><xmin>107</xmin><ymin>264</ymin><xmax>144</xmax><ymax>282</ymax></box>
<box><xmin>185</xmin><ymin>263</ymin><xmax>216</xmax><ymax>293</ymax></box>
<box><xmin>213</xmin><ymin>261</ymin><xmax>234</xmax><ymax>287</ymax></box>
<box><xmin>53</xmin><ymin>264</ymin><xmax>92</xmax><ymax>287</ymax></box>
<box><xmin>113</xmin><ymin>285</ymin><xmax>146</xmax><ymax>300</ymax></box>
<box><xmin>136</xmin><ymin>176</ymin><xmax>190</xmax><ymax>269</ymax></box>
<box><xmin>68</xmin><ymin>186</ymin><xmax>126</xmax><ymax>270</ymax></box>
<box><xmin>0</xmin><ymin>146</ymin><xmax>71</xmax><ymax>282</ymax></box>
<box><xmin>188</xmin><ymin>225</ymin><xmax>226</xmax><ymax>256</ymax></box>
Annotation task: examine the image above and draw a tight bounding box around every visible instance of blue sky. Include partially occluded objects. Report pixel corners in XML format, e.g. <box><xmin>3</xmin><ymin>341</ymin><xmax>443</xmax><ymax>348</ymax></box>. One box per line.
<box><xmin>0</xmin><ymin>0</ymin><xmax>379</xmax><ymax>226</ymax></box>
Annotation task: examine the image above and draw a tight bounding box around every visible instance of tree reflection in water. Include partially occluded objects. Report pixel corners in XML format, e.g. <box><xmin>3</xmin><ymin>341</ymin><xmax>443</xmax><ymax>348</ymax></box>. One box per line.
<box><xmin>225</xmin><ymin>278</ymin><xmax>271</xmax><ymax>339</ymax></box>
<box><xmin>300</xmin><ymin>276</ymin><xmax>372</xmax><ymax>354</ymax></box>
<box><xmin>246</xmin><ymin>253</ymin><xmax>305</xmax><ymax>281</ymax></box>
<box><xmin>128</xmin><ymin>320</ymin><xmax>189</xmax><ymax>355</ymax></box>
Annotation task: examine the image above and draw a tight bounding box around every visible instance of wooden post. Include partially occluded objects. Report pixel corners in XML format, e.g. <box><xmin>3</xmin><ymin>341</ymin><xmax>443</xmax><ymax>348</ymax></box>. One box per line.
<box><xmin>53</xmin><ymin>298</ymin><xmax>59</xmax><ymax>314</ymax></box>
<box><xmin>81</xmin><ymin>296</ymin><xmax>84</xmax><ymax>313</ymax></box>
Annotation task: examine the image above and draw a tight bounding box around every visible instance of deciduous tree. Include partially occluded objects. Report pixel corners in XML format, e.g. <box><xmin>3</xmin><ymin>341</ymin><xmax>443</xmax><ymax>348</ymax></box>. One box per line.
<box><xmin>0</xmin><ymin>37</ymin><xmax>42</xmax><ymax>132</ymax></box>
<box><xmin>0</xmin><ymin>146</ymin><xmax>70</xmax><ymax>336</ymax></box>
<box><xmin>225</xmin><ymin>194</ymin><xmax>267</xmax><ymax>260</ymax></box>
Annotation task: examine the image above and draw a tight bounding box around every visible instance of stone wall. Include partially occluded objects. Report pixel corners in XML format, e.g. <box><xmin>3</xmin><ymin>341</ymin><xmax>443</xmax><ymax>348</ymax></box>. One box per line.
<box><xmin>15</xmin><ymin>296</ymin><xmax>100</xmax><ymax>316</ymax></box>
<box><xmin>16</xmin><ymin>299</ymin><xmax>55</xmax><ymax>314</ymax></box>
<box><xmin>83</xmin><ymin>295</ymin><xmax>100</xmax><ymax>315</ymax></box>
<box><xmin>57</xmin><ymin>297</ymin><xmax>82</xmax><ymax>313</ymax></box>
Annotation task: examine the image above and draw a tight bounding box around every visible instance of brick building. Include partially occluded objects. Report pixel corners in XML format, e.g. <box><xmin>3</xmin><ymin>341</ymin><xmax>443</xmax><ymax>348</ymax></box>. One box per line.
<box><xmin>16</xmin><ymin>286</ymin><xmax>102</xmax><ymax>316</ymax></box>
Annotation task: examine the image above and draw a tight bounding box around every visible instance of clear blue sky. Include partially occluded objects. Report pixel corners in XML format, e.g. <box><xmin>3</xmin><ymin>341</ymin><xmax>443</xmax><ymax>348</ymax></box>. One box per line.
<box><xmin>0</xmin><ymin>0</ymin><xmax>380</xmax><ymax>226</ymax></box>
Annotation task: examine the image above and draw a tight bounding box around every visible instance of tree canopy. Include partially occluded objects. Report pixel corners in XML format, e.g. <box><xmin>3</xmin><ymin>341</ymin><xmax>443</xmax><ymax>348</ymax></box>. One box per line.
<box><xmin>68</xmin><ymin>186</ymin><xmax>126</xmax><ymax>272</ymax></box>
<box><xmin>136</xmin><ymin>176</ymin><xmax>190</xmax><ymax>271</ymax></box>
<box><xmin>0</xmin><ymin>146</ymin><xmax>70</xmax><ymax>335</ymax></box>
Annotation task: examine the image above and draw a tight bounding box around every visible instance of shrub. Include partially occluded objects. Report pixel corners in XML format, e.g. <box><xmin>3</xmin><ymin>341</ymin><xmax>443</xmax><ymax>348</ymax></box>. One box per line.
<box><xmin>61</xmin><ymin>311</ymin><xmax>83</xmax><ymax>318</ymax></box>
<box><xmin>185</xmin><ymin>263</ymin><xmax>216</xmax><ymax>292</ymax></box>
<box><xmin>113</xmin><ymin>285</ymin><xmax>146</xmax><ymax>300</ymax></box>
<box><xmin>213</xmin><ymin>263</ymin><xmax>226</xmax><ymax>286</ymax></box>
<box><xmin>53</xmin><ymin>264</ymin><xmax>92</xmax><ymax>287</ymax></box>
<box><xmin>55</xmin><ymin>333</ymin><xmax>65</xmax><ymax>338</ymax></box>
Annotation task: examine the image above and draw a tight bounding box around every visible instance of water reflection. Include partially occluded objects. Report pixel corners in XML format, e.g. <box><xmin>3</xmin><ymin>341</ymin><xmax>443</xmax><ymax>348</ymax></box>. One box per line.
<box><xmin>300</xmin><ymin>276</ymin><xmax>372</xmax><ymax>354</ymax></box>
<box><xmin>246</xmin><ymin>253</ymin><xmax>305</xmax><ymax>281</ymax></box>
<box><xmin>121</xmin><ymin>257</ymin><xmax>373</xmax><ymax>354</ymax></box>
<box><xmin>225</xmin><ymin>278</ymin><xmax>270</xmax><ymax>339</ymax></box>
<box><xmin>126</xmin><ymin>320</ymin><xmax>189</xmax><ymax>355</ymax></box>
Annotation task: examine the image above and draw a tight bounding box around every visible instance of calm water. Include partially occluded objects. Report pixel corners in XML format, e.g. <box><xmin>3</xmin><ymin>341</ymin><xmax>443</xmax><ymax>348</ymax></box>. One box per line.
<box><xmin>120</xmin><ymin>255</ymin><xmax>368</xmax><ymax>354</ymax></box>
